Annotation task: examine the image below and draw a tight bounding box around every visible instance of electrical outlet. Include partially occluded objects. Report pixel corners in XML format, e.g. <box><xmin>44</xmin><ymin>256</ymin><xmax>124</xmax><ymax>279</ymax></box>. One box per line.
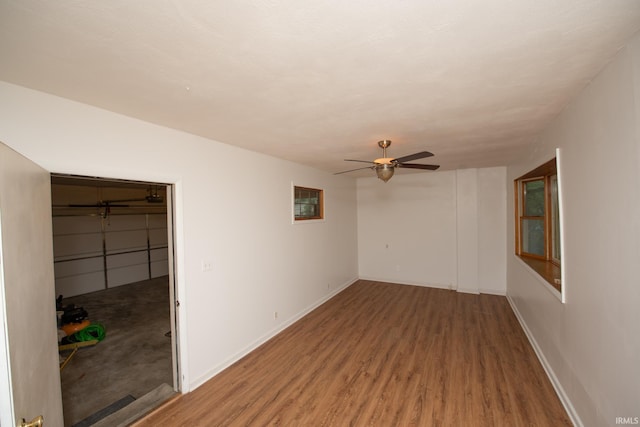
<box><xmin>201</xmin><ymin>261</ymin><xmax>213</xmax><ymax>272</ymax></box>
<box><xmin>274</xmin><ymin>311</ymin><xmax>278</xmax><ymax>319</ymax></box>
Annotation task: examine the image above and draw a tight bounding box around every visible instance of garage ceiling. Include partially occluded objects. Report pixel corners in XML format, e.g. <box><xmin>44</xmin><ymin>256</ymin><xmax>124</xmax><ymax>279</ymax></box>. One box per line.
<box><xmin>1</xmin><ymin>1</ymin><xmax>639</xmax><ymax>174</ymax></box>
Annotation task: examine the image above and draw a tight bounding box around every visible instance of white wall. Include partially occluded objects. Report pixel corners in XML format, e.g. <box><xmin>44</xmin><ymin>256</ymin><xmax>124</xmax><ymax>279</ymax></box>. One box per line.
<box><xmin>357</xmin><ymin>166</ymin><xmax>506</xmax><ymax>294</ymax></box>
<box><xmin>506</xmin><ymin>33</ymin><xmax>640</xmax><ymax>426</ymax></box>
<box><xmin>477</xmin><ymin>167</ymin><xmax>508</xmax><ymax>294</ymax></box>
<box><xmin>0</xmin><ymin>82</ymin><xmax>359</xmax><ymax>391</ymax></box>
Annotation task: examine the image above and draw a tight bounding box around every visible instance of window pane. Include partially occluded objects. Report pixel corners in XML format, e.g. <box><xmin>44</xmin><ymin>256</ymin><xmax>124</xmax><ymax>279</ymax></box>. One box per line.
<box><xmin>522</xmin><ymin>219</ymin><xmax>544</xmax><ymax>256</ymax></box>
<box><xmin>524</xmin><ymin>180</ymin><xmax>545</xmax><ymax>216</ymax></box>
<box><xmin>301</xmin><ymin>203</ymin><xmax>315</xmax><ymax>217</ymax></box>
<box><xmin>551</xmin><ymin>175</ymin><xmax>561</xmax><ymax>261</ymax></box>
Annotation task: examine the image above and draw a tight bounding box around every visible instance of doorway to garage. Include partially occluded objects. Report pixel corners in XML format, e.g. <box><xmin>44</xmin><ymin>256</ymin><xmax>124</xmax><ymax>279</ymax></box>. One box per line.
<box><xmin>50</xmin><ymin>174</ymin><xmax>178</xmax><ymax>426</ymax></box>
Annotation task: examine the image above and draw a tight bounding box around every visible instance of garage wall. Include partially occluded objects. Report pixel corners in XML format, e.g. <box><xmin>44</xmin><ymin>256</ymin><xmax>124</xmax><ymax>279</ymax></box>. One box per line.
<box><xmin>51</xmin><ymin>183</ymin><xmax>169</xmax><ymax>297</ymax></box>
<box><xmin>52</xmin><ymin>212</ymin><xmax>168</xmax><ymax>297</ymax></box>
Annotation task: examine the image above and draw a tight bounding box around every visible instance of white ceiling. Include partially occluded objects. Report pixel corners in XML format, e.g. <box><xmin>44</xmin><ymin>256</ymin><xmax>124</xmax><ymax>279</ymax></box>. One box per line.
<box><xmin>1</xmin><ymin>1</ymin><xmax>639</xmax><ymax>176</ymax></box>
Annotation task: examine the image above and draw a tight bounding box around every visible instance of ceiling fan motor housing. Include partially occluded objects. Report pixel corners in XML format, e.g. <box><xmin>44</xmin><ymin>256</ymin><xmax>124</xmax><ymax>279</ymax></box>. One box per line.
<box><xmin>375</xmin><ymin>164</ymin><xmax>395</xmax><ymax>182</ymax></box>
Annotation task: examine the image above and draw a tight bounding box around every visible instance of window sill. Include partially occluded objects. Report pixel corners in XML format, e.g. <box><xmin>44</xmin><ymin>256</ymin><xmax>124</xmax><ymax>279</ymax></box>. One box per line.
<box><xmin>516</xmin><ymin>255</ymin><xmax>561</xmax><ymax>292</ymax></box>
<box><xmin>292</xmin><ymin>218</ymin><xmax>325</xmax><ymax>224</ymax></box>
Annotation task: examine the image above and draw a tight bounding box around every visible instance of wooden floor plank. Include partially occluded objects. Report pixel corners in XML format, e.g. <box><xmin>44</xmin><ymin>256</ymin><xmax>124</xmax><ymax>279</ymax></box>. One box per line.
<box><xmin>134</xmin><ymin>281</ymin><xmax>571</xmax><ymax>426</ymax></box>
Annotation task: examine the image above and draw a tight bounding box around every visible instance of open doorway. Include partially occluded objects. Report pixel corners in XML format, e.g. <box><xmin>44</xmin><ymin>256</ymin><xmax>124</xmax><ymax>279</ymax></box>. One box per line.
<box><xmin>50</xmin><ymin>174</ymin><xmax>178</xmax><ymax>426</ymax></box>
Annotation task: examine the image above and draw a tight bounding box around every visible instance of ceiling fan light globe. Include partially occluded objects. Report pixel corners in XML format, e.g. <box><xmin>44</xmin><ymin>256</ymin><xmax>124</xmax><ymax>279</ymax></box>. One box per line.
<box><xmin>375</xmin><ymin>164</ymin><xmax>395</xmax><ymax>182</ymax></box>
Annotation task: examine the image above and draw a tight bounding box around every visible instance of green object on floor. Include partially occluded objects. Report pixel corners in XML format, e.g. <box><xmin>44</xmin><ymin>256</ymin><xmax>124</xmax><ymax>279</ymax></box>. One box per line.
<box><xmin>74</xmin><ymin>323</ymin><xmax>106</xmax><ymax>342</ymax></box>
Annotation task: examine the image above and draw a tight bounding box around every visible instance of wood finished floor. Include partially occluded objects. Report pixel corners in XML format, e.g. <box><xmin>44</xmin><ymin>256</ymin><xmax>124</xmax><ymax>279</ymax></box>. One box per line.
<box><xmin>135</xmin><ymin>280</ymin><xmax>571</xmax><ymax>426</ymax></box>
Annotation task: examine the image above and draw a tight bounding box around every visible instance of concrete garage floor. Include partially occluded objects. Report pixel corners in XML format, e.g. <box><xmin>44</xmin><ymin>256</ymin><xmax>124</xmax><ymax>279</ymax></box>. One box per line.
<box><xmin>59</xmin><ymin>276</ymin><xmax>174</xmax><ymax>426</ymax></box>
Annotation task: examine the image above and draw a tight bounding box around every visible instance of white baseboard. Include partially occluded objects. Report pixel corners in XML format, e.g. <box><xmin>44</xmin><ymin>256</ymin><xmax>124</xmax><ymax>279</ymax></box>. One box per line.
<box><xmin>506</xmin><ymin>295</ymin><xmax>582</xmax><ymax>427</ymax></box>
<box><xmin>357</xmin><ymin>276</ymin><xmax>454</xmax><ymax>290</ymax></box>
<box><xmin>478</xmin><ymin>288</ymin><xmax>506</xmax><ymax>296</ymax></box>
<box><xmin>456</xmin><ymin>287</ymin><xmax>480</xmax><ymax>295</ymax></box>
<box><xmin>357</xmin><ymin>276</ymin><xmax>506</xmax><ymax>296</ymax></box>
<box><xmin>190</xmin><ymin>277</ymin><xmax>358</xmax><ymax>390</ymax></box>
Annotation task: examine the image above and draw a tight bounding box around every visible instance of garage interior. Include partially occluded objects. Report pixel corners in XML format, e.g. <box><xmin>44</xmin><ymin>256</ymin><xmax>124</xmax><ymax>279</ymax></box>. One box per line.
<box><xmin>51</xmin><ymin>175</ymin><xmax>176</xmax><ymax>426</ymax></box>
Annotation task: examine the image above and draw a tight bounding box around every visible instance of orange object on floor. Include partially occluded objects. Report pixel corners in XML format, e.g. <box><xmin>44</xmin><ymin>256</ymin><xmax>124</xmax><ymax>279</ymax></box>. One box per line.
<box><xmin>62</xmin><ymin>319</ymin><xmax>90</xmax><ymax>336</ymax></box>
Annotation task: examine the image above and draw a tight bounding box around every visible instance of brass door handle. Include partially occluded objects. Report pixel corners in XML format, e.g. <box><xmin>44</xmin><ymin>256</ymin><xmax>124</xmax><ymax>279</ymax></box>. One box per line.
<box><xmin>20</xmin><ymin>415</ymin><xmax>44</xmax><ymax>427</ymax></box>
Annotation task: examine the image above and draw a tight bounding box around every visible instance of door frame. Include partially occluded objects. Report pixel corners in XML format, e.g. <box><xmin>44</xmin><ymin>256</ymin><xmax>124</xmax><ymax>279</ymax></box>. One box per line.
<box><xmin>165</xmin><ymin>184</ymin><xmax>182</xmax><ymax>391</ymax></box>
<box><xmin>50</xmin><ymin>175</ymin><xmax>183</xmax><ymax>395</ymax></box>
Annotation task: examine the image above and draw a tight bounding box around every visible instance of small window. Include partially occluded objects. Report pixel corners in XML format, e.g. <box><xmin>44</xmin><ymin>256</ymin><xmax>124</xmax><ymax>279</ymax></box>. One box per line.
<box><xmin>521</xmin><ymin>178</ymin><xmax>545</xmax><ymax>257</ymax></box>
<box><xmin>294</xmin><ymin>186</ymin><xmax>323</xmax><ymax>221</ymax></box>
<box><xmin>515</xmin><ymin>158</ymin><xmax>562</xmax><ymax>291</ymax></box>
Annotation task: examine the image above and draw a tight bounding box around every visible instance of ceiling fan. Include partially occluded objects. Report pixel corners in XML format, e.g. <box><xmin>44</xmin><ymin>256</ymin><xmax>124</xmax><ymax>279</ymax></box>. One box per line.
<box><xmin>335</xmin><ymin>140</ymin><xmax>440</xmax><ymax>182</ymax></box>
<box><xmin>67</xmin><ymin>187</ymin><xmax>165</xmax><ymax>208</ymax></box>
<box><xmin>63</xmin><ymin>186</ymin><xmax>165</xmax><ymax>218</ymax></box>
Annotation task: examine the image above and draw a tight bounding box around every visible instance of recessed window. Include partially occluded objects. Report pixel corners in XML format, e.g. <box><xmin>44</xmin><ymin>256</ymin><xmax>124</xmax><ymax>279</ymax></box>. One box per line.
<box><xmin>294</xmin><ymin>186</ymin><xmax>323</xmax><ymax>221</ymax></box>
<box><xmin>521</xmin><ymin>178</ymin><xmax>545</xmax><ymax>256</ymax></box>
<box><xmin>514</xmin><ymin>158</ymin><xmax>562</xmax><ymax>291</ymax></box>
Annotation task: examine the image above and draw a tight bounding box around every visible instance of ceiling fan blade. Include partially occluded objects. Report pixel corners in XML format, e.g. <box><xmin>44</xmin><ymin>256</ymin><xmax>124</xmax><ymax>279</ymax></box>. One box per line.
<box><xmin>102</xmin><ymin>198</ymin><xmax>147</xmax><ymax>203</ymax></box>
<box><xmin>344</xmin><ymin>159</ymin><xmax>375</xmax><ymax>164</ymax></box>
<box><xmin>392</xmin><ymin>151</ymin><xmax>434</xmax><ymax>163</ymax></box>
<box><xmin>334</xmin><ymin>166</ymin><xmax>374</xmax><ymax>175</ymax></box>
<box><xmin>99</xmin><ymin>195</ymin><xmax>164</xmax><ymax>204</ymax></box>
<box><xmin>66</xmin><ymin>203</ymin><xmax>132</xmax><ymax>207</ymax></box>
<box><xmin>397</xmin><ymin>163</ymin><xmax>440</xmax><ymax>170</ymax></box>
